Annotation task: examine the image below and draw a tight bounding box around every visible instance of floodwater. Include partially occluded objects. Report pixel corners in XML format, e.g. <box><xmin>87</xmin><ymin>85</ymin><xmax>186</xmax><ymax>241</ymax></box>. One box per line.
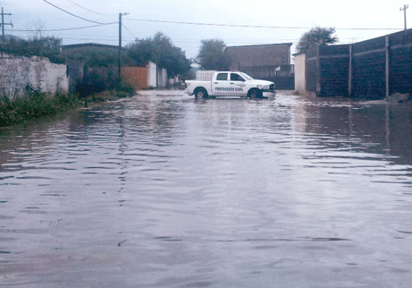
<box><xmin>1</xmin><ymin>91</ymin><xmax>412</xmax><ymax>287</ymax></box>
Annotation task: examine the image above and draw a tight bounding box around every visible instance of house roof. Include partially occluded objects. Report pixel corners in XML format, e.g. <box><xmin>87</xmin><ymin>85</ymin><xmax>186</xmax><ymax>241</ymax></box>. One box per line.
<box><xmin>62</xmin><ymin>43</ymin><xmax>119</xmax><ymax>50</ymax></box>
<box><xmin>226</xmin><ymin>43</ymin><xmax>293</xmax><ymax>50</ymax></box>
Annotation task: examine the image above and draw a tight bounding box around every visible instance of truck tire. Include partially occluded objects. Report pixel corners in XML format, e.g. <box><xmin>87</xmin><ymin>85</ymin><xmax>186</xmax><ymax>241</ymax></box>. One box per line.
<box><xmin>248</xmin><ymin>89</ymin><xmax>262</xmax><ymax>99</ymax></box>
<box><xmin>194</xmin><ymin>88</ymin><xmax>208</xmax><ymax>99</ymax></box>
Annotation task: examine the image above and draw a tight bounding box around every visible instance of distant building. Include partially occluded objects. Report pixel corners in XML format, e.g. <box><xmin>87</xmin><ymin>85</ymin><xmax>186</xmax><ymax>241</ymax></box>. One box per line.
<box><xmin>226</xmin><ymin>43</ymin><xmax>293</xmax><ymax>78</ymax></box>
<box><xmin>62</xmin><ymin>43</ymin><xmax>126</xmax><ymax>91</ymax></box>
<box><xmin>62</xmin><ymin>43</ymin><xmax>170</xmax><ymax>91</ymax></box>
<box><xmin>226</xmin><ymin>43</ymin><xmax>294</xmax><ymax>89</ymax></box>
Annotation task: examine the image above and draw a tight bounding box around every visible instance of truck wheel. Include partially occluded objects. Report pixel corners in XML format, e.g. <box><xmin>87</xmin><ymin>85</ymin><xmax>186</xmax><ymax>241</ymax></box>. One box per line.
<box><xmin>194</xmin><ymin>88</ymin><xmax>208</xmax><ymax>99</ymax></box>
<box><xmin>248</xmin><ymin>89</ymin><xmax>262</xmax><ymax>99</ymax></box>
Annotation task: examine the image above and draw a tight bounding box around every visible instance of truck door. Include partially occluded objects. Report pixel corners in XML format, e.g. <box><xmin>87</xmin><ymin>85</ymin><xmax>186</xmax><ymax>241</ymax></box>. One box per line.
<box><xmin>213</xmin><ymin>72</ymin><xmax>232</xmax><ymax>96</ymax></box>
<box><xmin>229</xmin><ymin>73</ymin><xmax>247</xmax><ymax>96</ymax></box>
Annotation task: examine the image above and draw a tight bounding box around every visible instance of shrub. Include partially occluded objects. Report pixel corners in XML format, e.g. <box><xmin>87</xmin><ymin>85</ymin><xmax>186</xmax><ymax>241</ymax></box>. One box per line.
<box><xmin>0</xmin><ymin>90</ymin><xmax>79</xmax><ymax>127</ymax></box>
<box><xmin>0</xmin><ymin>36</ymin><xmax>64</xmax><ymax>64</ymax></box>
<box><xmin>116</xmin><ymin>78</ymin><xmax>136</xmax><ymax>95</ymax></box>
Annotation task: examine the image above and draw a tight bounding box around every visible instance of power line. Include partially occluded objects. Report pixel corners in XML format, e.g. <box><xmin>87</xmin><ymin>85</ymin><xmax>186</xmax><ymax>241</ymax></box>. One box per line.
<box><xmin>65</xmin><ymin>0</ymin><xmax>104</xmax><ymax>15</ymax></box>
<box><xmin>123</xmin><ymin>24</ymin><xmax>137</xmax><ymax>39</ymax></box>
<box><xmin>43</xmin><ymin>0</ymin><xmax>115</xmax><ymax>25</ymax></box>
<box><xmin>8</xmin><ymin>23</ymin><xmax>117</xmax><ymax>32</ymax></box>
<box><xmin>125</xmin><ymin>17</ymin><xmax>402</xmax><ymax>31</ymax></box>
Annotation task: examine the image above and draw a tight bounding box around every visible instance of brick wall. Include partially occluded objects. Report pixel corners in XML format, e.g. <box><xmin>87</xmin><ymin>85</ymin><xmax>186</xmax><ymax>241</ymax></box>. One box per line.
<box><xmin>122</xmin><ymin>67</ymin><xmax>148</xmax><ymax>89</ymax></box>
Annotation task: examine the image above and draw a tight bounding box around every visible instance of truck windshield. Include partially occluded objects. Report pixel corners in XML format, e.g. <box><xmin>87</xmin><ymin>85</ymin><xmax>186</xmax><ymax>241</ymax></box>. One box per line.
<box><xmin>239</xmin><ymin>73</ymin><xmax>254</xmax><ymax>80</ymax></box>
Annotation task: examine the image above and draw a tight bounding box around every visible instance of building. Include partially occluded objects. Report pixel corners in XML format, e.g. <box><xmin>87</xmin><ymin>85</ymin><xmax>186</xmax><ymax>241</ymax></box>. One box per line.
<box><xmin>226</xmin><ymin>43</ymin><xmax>294</xmax><ymax>89</ymax></box>
<box><xmin>62</xmin><ymin>43</ymin><xmax>170</xmax><ymax>92</ymax></box>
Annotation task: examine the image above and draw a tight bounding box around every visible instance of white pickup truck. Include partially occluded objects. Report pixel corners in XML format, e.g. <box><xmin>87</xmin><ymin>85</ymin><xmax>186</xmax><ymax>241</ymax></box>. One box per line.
<box><xmin>185</xmin><ymin>71</ymin><xmax>276</xmax><ymax>99</ymax></box>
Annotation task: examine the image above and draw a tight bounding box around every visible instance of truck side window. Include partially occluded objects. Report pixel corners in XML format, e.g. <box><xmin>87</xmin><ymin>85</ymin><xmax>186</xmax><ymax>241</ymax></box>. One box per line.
<box><xmin>216</xmin><ymin>73</ymin><xmax>228</xmax><ymax>81</ymax></box>
<box><xmin>230</xmin><ymin>73</ymin><xmax>245</xmax><ymax>82</ymax></box>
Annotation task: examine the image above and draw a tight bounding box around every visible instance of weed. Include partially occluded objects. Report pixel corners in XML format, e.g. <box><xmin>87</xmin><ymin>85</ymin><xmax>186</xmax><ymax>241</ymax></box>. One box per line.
<box><xmin>0</xmin><ymin>91</ymin><xmax>80</xmax><ymax>127</ymax></box>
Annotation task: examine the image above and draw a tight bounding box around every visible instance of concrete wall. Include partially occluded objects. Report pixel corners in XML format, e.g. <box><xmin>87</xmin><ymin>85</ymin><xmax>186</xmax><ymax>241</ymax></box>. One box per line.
<box><xmin>319</xmin><ymin>45</ymin><xmax>350</xmax><ymax>97</ymax></box>
<box><xmin>306</xmin><ymin>48</ymin><xmax>318</xmax><ymax>93</ymax></box>
<box><xmin>294</xmin><ymin>53</ymin><xmax>306</xmax><ymax>93</ymax></box>
<box><xmin>147</xmin><ymin>61</ymin><xmax>157</xmax><ymax>88</ymax></box>
<box><xmin>0</xmin><ymin>52</ymin><xmax>69</xmax><ymax>97</ymax></box>
<box><xmin>300</xmin><ymin>28</ymin><xmax>412</xmax><ymax>98</ymax></box>
<box><xmin>351</xmin><ymin>37</ymin><xmax>386</xmax><ymax>98</ymax></box>
<box><xmin>157</xmin><ymin>68</ymin><xmax>168</xmax><ymax>87</ymax></box>
<box><xmin>389</xmin><ymin>29</ymin><xmax>412</xmax><ymax>94</ymax></box>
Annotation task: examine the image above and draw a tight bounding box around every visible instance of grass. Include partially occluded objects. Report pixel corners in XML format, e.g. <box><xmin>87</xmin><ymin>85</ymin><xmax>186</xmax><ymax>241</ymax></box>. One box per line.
<box><xmin>0</xmin><ymin>83</ymin><xmax>137</xmax><ymax>127</ymax></box>
<box><xmin>0</xmin><ymin>91</ymin><xmax>81</xmax><ymax>127</ymax></box>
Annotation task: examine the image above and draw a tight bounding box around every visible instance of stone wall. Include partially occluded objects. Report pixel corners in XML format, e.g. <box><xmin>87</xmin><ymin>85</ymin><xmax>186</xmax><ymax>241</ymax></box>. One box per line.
<box><xmin>0</xmin><ymin>52</ymin><xmax>69</xmax><ymax>97</ymax></box>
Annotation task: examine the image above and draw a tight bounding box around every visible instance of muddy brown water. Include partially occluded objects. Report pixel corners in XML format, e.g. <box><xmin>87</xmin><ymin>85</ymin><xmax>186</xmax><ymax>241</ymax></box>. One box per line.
<box><xmin>1</xmin><ymin>91</ymin><xmax>412</xmax><ymax>287</ymax></box>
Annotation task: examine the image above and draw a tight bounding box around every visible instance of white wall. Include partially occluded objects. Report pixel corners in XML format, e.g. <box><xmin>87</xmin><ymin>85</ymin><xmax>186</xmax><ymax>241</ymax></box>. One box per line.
<box><xmin>158</xmin><ymin>68</ymin><xmax>168</xmax><ymax>87</ymax></box>
<box><xmin>145</xmin><ymin>61</ymin><xmax>171</xmax><ymax>88</ymax></box>
<box><xmin>147</xmin><ymin>61</ymin><xmax>157</xmax><ymax>88</ymax></box>
<box><xmin>0</xmin><ymin>52</ymin><xmax>69</xmax><ymax>98</ymax></box>
<box><xmin>169</xmin><ymin>76</ymin><xmax>179</xmax><ymax>86</ymax></box>
<box><xmin>294</xmin><ymin>54</ymin><xmax>306</xmax><ymax>93</ymax></box>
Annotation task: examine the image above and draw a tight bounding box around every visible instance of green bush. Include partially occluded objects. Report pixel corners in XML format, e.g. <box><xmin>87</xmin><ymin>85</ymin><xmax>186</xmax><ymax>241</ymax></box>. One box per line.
<box><xmin>74</xmin><ymin>72</ymin><xmax>107</xmax><ymax>96</ymax></box>
<box><xmin>116</xmin><ymin>79</ymin><xmax>136</xmax><ymax>95</ymax></box>
<box><xmin>0</xmin><ymin>36</ymin><xmax>64</xmax><ymax>64</ymax></box>
<box><xmin>0</xmin><ymin>90</ymin><xmax>79</xmax><ymax>127</ymax></box>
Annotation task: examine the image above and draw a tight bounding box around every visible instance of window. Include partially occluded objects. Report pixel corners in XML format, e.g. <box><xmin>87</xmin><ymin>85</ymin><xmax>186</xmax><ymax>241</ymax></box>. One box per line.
<box><xmin>216</xmin><ymin>73</ymin><xmax>228</xmax><ymax>81</ymax></box>
<box><xmin>230</xmin><ymin>73</ymin><xmax>245</xmax><ymax>82</ymax></box>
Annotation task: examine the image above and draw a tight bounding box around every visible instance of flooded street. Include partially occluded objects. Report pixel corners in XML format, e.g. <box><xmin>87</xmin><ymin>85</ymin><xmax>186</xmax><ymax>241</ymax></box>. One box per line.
<box><xmin>1</xmin><ymin>91</ymin><xmax>412</xmax><ymax>287</ymax></box>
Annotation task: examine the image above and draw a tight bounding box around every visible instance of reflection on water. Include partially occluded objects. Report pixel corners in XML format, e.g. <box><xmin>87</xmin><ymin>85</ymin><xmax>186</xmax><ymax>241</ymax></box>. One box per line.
<box><xmin>1</xmin><ymin>93</ymin><xmax>412</xmax><ymax>287</ymax></box>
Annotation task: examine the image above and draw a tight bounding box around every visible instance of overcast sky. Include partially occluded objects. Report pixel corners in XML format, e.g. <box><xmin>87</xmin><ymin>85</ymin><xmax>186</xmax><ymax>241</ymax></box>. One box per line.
<box><xmin>2</xmin><ymin>0</ymin><xmax>409</xmax><ymax>59</ymax></box>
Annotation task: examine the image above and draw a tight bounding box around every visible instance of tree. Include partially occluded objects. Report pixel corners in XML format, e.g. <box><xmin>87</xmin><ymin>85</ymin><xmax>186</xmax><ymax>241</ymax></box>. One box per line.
<box><xmin>196</xmin><ymin>39</ymin><xmax>231</xmax><ymax>70</ymax></box>
<box><xmin>296</xmin><ymin>27</ymin><xmax>338</xmax><ymax>53</ymax></box>
<box><xmin>25</xmin><ymin>20</ymin><xmax>46</xmax><ymax>39</ymax></box>
<box><xmin>127</xmin><ymin>32</ymin><xmax>191</xmax><ymax>78</ymax></box>
<box><xmin>0</xmin><ymin>36</ymin><xmax>64</xmax><ymax>63</ymax></box>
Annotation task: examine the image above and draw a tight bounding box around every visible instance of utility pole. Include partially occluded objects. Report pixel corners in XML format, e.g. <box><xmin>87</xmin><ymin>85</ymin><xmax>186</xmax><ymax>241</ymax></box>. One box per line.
<box><xmin>1</xmin><ymin>7</ymin><xmax>13</xmax><ymax>44</ymax></box>
<box><xmin>400</xmin><ymin>4</ymin><xmax>409</xmax><ymax>30</ymax></box>
<box><xmin>118</xmin><ymin>12</ymin><xmax>129</xmax><ymax>86</ymax></box>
